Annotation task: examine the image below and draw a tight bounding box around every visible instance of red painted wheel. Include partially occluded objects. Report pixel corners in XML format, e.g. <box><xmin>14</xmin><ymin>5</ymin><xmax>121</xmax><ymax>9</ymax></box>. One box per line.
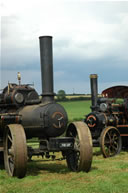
<box><xmin>100</xmin><ymin>126</ymin><xmax>122</xmax><ymax>158</ymax></box>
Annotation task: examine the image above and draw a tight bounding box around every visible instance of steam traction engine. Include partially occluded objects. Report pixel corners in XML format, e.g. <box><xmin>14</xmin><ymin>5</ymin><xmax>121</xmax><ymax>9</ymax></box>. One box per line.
<box><xmin>0</xmin><ymin>36</ymin><xmax>92</xmax><ymax>178</ymax></box>
<box><xmin>85</xmin><ymin>74</ymin><xmax>128</xmax><ymax>158</ymax></box>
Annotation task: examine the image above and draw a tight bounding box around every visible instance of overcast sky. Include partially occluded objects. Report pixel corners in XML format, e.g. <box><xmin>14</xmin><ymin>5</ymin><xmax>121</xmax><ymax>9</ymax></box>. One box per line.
<box><xmin>1</xmin><ymin>0</ymin><xmax>128</xmax><ymax>94</ymax></box>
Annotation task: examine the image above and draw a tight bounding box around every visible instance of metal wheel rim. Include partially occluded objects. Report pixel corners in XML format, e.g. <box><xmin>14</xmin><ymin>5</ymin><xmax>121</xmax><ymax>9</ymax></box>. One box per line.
<box><xmin>66</xmin><ymin>121</ymin><xmax>93</xmax><ymax>172</ymax></box>
<box><xmin>4</xmin><ymin>124</ymin><xmax>27</xmax><ymax>178</ymax></box>
<box><xmin>100</xmin><ymin>126</ymin><xmax>122</xmax><ymax>158</ymax></box>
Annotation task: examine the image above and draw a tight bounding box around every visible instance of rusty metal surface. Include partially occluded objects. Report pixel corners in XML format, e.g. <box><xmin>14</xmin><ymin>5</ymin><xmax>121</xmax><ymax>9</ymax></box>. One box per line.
<box><xmin>4</xmin><ymin>124</ymin><xmax>27</xmax><ymax>178</ymax></box>
<box><xmin>90</xmin><ymin>74</ymin><xmax>98</xmax><ymax>111</ymax></box>
<box><xmin>102</xmin><ymin>86</ymin><xmax>128</xmax><ymax>98</ymax></box>
<box><xmin>66</xmin><ymin>121</ymin><xmax>92</xmax><ymax>172</ymax></box>
<box><xmin>0</xmin><ymin>147</ymin><xmax>3</xmax><ymax>151</ymax></box>
<box><xmin>100</xmin><ymin>126</ymin><xmax>122</xmax><ymax>158</ymax></box>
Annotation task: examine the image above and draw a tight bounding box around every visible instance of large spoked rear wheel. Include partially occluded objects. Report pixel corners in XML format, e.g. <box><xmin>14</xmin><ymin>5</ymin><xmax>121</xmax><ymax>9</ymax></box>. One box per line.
<box><xmin>100</xmin><ymin>126</ymin><xmax>122</xmax><ymax>158</ymax></box>
<box><xmin>66</xmin><ymin>121</ymin><xmax>93</xmax><ymax>172</ymax></box>
<box><xmin>4</xmin><ymin>124</ymin><xmax>27</xmax><ymax>178</ymax></box>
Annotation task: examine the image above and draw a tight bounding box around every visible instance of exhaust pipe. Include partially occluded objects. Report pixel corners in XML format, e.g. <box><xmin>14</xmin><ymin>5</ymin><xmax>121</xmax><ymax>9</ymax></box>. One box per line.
<box><xmin>39</xmin><ymin>36</ymin><xmax>54</xmax><ymax>102</ymax></box>
<box><xmin>90</xmin><ymin>74</ymin><xmax>98</xmax><ymax>111</ymax></box>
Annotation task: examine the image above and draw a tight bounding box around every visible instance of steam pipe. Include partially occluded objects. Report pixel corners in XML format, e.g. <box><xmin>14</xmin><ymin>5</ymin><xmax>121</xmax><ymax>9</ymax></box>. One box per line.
<box><xmin>39</xmin><ymin>36</ymin><xmax>54</xmax><ymax>102</ymax></box>
<box><xmin>90</xmin><ymin>74</ymin><xmax>98</xmax><ymax>111</ymax></box>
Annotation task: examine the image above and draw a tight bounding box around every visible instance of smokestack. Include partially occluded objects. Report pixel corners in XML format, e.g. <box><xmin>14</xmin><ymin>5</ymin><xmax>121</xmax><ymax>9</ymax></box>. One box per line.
<box><xmin>39</xmin><ymin>36</ymin><xmax>54</xmax><ymax>102</ymax></box>
<box><xmin>90</xmin><ymin>74</ymin><xmax>98</xmax><ymax>111</ymax></box>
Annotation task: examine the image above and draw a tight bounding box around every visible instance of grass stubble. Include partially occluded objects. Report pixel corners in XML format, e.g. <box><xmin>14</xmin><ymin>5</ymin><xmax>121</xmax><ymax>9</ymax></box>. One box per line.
<box><xmin>0</xmin><ymin>150</ymin><xmax>128</xmax><ymax>193</ymax></box>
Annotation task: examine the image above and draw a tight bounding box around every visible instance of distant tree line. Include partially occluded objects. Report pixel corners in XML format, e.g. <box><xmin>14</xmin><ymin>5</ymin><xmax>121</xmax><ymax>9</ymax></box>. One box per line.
<box><xmin>56</xmin><ymin>90</ymin><xmax>91</xmax><ymax>102</ymax></box>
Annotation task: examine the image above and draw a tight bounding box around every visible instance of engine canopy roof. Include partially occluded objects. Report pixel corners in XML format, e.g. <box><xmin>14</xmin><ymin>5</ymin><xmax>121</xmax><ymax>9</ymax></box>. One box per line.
<box><xmin>102</xmin><ymin>86</ymin><xmax>128</xmax><ymax>98</ymax></box>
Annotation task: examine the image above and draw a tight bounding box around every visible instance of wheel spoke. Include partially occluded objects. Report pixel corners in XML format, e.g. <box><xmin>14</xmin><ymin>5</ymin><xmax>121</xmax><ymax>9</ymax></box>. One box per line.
<box><xmin>8</xmin><ymin>135</ymin><xmax>12</xmax><ymax>143</ymax></box>
<box><xmin>8</xmin><ymin>148</ymin><xmax>14</xmax><ymax>156</ymax></box>
<box><xmin>106</xmin><ymin>131</ymin><xmax>111</xmax><ymax>141</ymax></box>
<box><xmin>104</xmin><ymin>144</ymin><xmax>110</xmax><ymax>156</ymax></box>
<box><xmin>8</xmin><ymin>155</ymin><xmax>14</xmax><ymax>164</ymax></box>
<box><xmin>74</xmin><ymin>136</ymin><xmax>80</xmax><ymax>150</ymax></box>
<box><xmin>100</xmin><ymin>126</ymin><xmax>122</xmax><ymax>158</ymax></box>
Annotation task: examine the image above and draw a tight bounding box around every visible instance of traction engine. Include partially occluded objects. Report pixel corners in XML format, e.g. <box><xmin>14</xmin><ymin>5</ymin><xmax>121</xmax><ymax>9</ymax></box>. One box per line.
<box><xmin>85</xmin><ymin>74</ymin><xmax>128</xmax><ymax>157</ymax></box>
<box><xmin>0</xmin><ymin>36</ymin><xmax>92</xmax><ymax>178</ymax></box>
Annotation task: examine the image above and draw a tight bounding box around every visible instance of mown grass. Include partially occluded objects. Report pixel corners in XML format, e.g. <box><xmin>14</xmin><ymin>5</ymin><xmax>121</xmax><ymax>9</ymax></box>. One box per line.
<box><xmin>59</xmin><ymin>100</ymin><xmax>91</xmax><ymax>122</ymax></box>
<box><xmin>0</xmin><ymin>100</ymin><xmax>128</xmax><ymax>193</ymax></box>
<box><xmin>0</xmin><ymin>149</ymin><xmax>128</xmax><ymax>193</ymax></box>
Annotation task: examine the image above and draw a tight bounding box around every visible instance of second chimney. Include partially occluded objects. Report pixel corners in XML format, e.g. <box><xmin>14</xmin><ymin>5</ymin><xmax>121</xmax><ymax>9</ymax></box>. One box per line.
<box><xmin>90</xmin><ymin>74</ymin><xmax>98</xmax><ymax>111</ymax></box>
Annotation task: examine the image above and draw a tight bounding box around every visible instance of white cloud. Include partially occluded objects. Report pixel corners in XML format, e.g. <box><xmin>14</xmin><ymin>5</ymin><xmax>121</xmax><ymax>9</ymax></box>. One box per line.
<box><xmin>1</xmin><ymin>0</ymin><xmax>128</xmax><ymax>92</ymax></box>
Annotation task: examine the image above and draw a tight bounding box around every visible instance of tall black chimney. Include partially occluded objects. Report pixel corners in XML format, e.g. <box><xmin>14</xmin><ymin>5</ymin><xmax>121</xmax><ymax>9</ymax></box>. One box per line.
<box><xmin>90</xmin><ymin>74</ymin><xmax>98</xmax><ymax>111</ymax></box>
<box><xmin>39</xmin><ymin>36</ymin><xmax>54</xmax><ymax>102</ymax></box>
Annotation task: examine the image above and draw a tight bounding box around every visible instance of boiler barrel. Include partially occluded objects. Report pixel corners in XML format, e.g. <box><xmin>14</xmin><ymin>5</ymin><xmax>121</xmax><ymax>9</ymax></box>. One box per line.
<box><xmin>19</xmin><ymin>103</ymin><xmax>68</xmax><ymax>138</ymax></box>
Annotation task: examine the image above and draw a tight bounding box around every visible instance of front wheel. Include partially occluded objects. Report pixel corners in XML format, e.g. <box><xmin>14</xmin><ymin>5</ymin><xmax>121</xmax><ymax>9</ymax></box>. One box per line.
<box><xmin>66</xmin><ymin>121</ymin><xmax>93</xmax><ymax>172</ymax></box>
<box><xmin>100</xmin><ymin>126</ymin><xmax>122</xmax><ymax>158</ymax></box>
<box><xmin>4</xmin><ymin>124</ymin><xmax>27</xmax><ymax>178</ymax></box>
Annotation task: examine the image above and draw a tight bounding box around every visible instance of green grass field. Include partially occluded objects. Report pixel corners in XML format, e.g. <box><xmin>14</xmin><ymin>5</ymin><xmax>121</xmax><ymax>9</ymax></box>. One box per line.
<box><xmin>0</xmin><ymin>100</ymin><xmax>128</xmax><ymax>193</ymax></box>
<box><xmin>0</xmin><ymin>150</ymin><xmax>128</xmax><ymax>193</ymax></box>
<box><xmin>59</xmin><ymin>100</ymin><xmax>91</xmax><ymax>122</ymax></box>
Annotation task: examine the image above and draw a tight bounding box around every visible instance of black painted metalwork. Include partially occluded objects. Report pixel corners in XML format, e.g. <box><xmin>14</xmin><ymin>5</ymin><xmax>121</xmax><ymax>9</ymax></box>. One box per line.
<box><xmin>39</xmin><ymin>36</ymin><xmax>54</xmax><ymax>102</ymax></box>
<box><xmin>90</xmin><ymin>74</ymin><xmax>98</xmax><ymax>111</ymax></box>
<box><xmin>85</xmin><ymin>74</ymin><xmax>128</xmax><ymax>157</ymax></box>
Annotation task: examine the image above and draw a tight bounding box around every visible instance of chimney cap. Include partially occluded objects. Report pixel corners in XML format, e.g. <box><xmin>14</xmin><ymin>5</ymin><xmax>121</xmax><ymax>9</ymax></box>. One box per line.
<box><xmin>90</xmin><ymin>74</ymin><xmax>98</xmax><ymax>79</ymax></box>
<box><xmin>39</xmin><ymin>35</ymin><xmax>52</xmax><ymax>39</ymax></box>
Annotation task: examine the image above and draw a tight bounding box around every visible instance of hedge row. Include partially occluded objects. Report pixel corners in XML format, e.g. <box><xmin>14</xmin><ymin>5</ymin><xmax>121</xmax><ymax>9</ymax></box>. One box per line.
<box><xmin>55</xmin><ymin>96</ymin><xmax>91</xmax><ymax>102</ymax></box>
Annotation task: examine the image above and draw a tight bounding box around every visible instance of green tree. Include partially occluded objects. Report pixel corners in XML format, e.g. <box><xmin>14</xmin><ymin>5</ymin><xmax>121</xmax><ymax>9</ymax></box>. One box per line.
<box><xmin>57</xmin><ymin>90</ymin><xmax>66</xmax><ymax>101</ymax></box>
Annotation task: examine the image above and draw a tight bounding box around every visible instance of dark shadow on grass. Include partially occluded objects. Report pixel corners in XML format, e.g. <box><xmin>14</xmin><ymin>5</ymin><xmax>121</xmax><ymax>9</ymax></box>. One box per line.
<box><xmin>27</xmin><ymin>158</ymin><xmax>97</xmax><ymax>176</ymax></box>
<box><xmin>91</xmin><ymin>166</ymin><xmax>98</xmax><ymax>171</ymax></box>
<box><xmin>120</xmin><ymin>150</ymin><xmax>128</xmax><ymax>155</ymax></box>
<box><xmin>27</xmin><ymin>160</ymin><xmax>70</xmax><ymax>176</ymax></box>
<box><xmin>0</xmin><ymin>159</ymin><xmax>98</xmax><ymax>177</ymax></box>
